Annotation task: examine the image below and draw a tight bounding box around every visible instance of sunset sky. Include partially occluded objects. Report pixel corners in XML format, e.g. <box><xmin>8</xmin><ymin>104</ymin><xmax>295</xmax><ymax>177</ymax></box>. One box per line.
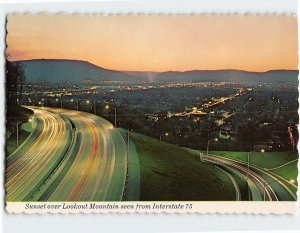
<box><xmin>6</xmin><ymin>14</ymin><xmax>298</xmax><ymax>72</ymax></box>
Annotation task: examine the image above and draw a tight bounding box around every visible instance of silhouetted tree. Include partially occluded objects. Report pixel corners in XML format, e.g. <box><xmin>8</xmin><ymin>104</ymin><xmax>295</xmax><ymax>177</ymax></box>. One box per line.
<box><xmin>6</xmin><ymin>59</ymin><xmax>25</xmax><ymax>105</ymax></box>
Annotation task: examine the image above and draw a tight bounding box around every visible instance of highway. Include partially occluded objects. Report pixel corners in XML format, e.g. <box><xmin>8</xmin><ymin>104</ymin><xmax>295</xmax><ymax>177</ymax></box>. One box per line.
<box><xmin>6</xmin><ymin>107</ymin><xmax>127</xmax><ymax>201</ymax></box>
<box><xmin>203</xmin><ymin>154</ymin><xmax>296</xmax><ymax>201</ymax></box>
<box><xmin>6</xmin><ymin>106</ymin><xmax>296</xmax><ymax>202</ymax></box>
<box><xmin>6</xmin><ymin>108</ymin><xmax>72</xmax><ymax>201</ymax></box>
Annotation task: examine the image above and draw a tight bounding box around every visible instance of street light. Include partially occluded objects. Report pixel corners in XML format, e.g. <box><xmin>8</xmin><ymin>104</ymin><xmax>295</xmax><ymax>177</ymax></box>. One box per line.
<box><xmin>206</xmin><ymin>138</ymin><xmax>218</xmax><ymax>156</ymax></box>
<box><xmin>12</xmin><ymin>119</ymin><xmax>20</xmax><ymax>147</ymax></box>
<box><xmin>40</xmin><ymin>98</ymin><xmax>47</xmax><ymax>107</ymax></box>
<box><xmin>246</xmin><ymin>148</ymin><xmax>265</xmax><ymax>200</ymax></box>
<box><xmin>160</xmin><ymin>132</ymin><xmax>168</xmax><ymax>141</ymax></box>
<box><xmin>71</xmin><ymin>99</ymin><xmax>79</xmax><ymax>111</ymax></box>
<box><xmin>247</xmin><ymin>149</ymin><xmax>265</xmax><ymax>180</ymax></box>
<box><xmin>105</xmin><ymin>105</ymin><xmax>117</xmax><ymax>127</ymax></box>
<box><xmin>28</xmin><ymin>99</ymin><xmax>33</xmax><ymax>106</ymax></box>
<box><xmin>41</xmin><ymin>98</ymin><xmax>47</xmax><ymax>107</ymax></box>
<box><xmin>28</xmin><ymin>116</ymin><xmax>34</xmax><ymax>129</ymax></box>
<box><xmin>88</xmin><ymin>100</ymin><xmax>97</xmax><ymax>115</ymax></box>
<box><xmin>56</xmin><ymin>98</ymin><xmax>63</xmax><ymax>108</ymax></box>
<box><xmin>86</xmin><ymin>100</ymin><xmax>93</xmax><ymax>110</ymax></box>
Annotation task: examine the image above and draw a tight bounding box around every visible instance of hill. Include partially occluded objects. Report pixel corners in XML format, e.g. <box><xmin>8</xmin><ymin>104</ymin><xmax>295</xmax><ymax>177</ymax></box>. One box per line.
<box><xmin>17</xmin><ymin>59</ymin><xmax>298</xmax><ymax>84</ymax></box>
<box><xmin>166</xmin><ymin>69</ymin><xmax>299</xmax><ymax>83</ymax></box>
<box><xmin>17</xmin><ymin>59</ymin><xmax>135</xmax><ymax>83</ymax></box>
<box><xmin>130</xmin><ymin>69</ymin><xmax>299</xmax><ymax>84</ymax></box>
<box><xmin>129</xmin><ymin>131</ymin><xmax>238</xmax><ymax>200</ymax></box>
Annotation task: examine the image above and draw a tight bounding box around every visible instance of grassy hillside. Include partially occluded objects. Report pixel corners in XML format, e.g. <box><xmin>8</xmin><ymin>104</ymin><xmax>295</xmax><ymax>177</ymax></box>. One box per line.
<box><xmin>6</xmin><ymin>105</ymin><xmax>33</xmax><ymax>156</ymax></box>
<box><xmin>130</xmin><ymin>132</ymin><xmax>237</xmax><ymax>201</ymax></box>
<box><xmin>270</xmin><ymin>161</ymin><xmax>298</xmax><ymax>181</ymax></box>
<box><xmin>6</xmin><ymin>130</ymin><xmax>31</xmax><ymax>156</ymax></box>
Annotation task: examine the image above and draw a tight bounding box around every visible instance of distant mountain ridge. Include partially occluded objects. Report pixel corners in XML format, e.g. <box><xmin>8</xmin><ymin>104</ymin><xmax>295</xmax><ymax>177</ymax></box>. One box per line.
<box><xmin>16</xmin><ymin>59</ymin><xmax>134</xmax><ymax>83</ymax></box>
<box><xmin>16</xmin><ymin>59</ymin><xmax>299</xmax><ymax>84</ymax></box>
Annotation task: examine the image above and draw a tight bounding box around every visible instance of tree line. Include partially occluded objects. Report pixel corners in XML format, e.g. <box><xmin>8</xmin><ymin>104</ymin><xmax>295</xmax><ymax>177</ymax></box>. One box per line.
<box><xmin>6</xmin><ymin>60</ymin><xmax>26</xmax><ymax>106</ymax></box>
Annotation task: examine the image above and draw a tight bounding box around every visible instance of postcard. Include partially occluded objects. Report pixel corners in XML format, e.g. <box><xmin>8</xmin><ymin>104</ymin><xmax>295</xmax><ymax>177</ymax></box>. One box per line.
<box><xmin>5</xmin><ymin>14</ymin><xmax>298</xmax><ymax>213</ymax></box>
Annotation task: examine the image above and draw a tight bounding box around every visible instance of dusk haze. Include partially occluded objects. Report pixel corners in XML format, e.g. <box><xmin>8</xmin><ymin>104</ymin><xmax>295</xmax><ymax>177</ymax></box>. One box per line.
<box><xmin>7</xmin><ymin>14</ymin><xmax>298</xmax><ymax>72</ymax></box>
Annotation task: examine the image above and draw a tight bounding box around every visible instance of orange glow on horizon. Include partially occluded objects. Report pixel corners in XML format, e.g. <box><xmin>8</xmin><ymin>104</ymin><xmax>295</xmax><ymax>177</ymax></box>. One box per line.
<box><xmin>6</xmin><ymin>14</ymin><xmax>298</xmax><ymax>72</ymax></box>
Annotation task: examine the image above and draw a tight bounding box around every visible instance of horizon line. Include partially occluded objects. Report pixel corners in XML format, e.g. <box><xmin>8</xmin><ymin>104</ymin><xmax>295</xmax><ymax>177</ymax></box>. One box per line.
<box><xmin>10</xmin><ymin>58</ymin><xmax>299</xmax><ymax>73</ymax></box>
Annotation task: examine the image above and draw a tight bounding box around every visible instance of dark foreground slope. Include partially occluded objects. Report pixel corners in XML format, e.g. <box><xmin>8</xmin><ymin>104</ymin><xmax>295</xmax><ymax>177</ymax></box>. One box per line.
<box><xmin>130</xmin><ymin>132</ymin><xmax>237</xmax><ymax>201</ymax></box>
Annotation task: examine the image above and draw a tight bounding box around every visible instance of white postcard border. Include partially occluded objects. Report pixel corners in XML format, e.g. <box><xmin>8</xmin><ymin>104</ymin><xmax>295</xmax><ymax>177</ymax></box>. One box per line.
<box><xmin>6</xmin><ymin>202</ymin><xmax>297</xmax><ymax>214</ymax></box>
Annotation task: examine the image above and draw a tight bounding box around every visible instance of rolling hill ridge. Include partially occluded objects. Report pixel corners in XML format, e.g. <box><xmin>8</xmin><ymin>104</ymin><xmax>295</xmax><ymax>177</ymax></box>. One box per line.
<box><xmin>16</xmin><ymin>59</ymin><xmax>299</xmax><ymax>84</ymax></box>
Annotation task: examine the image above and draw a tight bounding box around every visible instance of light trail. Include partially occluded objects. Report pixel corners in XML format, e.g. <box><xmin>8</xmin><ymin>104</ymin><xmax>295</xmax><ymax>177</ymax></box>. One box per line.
<box><xmin>6</xmin><ymin>108</ymin><xmax>72</xmax><ymax>201</ymax></box>
<box><xmin>203</xmin><ymin>154</ymin><xmax>296</xmax><ymax>201</ymax></box>
<box><xmin>6</xmin><ymin>107</ymin><xmax>127</xmax><ymax>202</ymax></box>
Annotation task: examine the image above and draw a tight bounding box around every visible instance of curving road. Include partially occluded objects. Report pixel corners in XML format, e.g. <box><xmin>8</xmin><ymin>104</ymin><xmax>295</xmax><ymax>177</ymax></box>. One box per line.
<box><xmin>6</xmin><ymin>107</ymin><xmax>127</xmax><ymax>202</ymax></box>
<box><xmin>6</xmin><ymin>106</ymin><xmax>295</xmax><ymax>202</ymax></box>
<box><xmin>203</xmin><ymin>154</ymin><xmax>296</xmax><ymax>201</ymax></box>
